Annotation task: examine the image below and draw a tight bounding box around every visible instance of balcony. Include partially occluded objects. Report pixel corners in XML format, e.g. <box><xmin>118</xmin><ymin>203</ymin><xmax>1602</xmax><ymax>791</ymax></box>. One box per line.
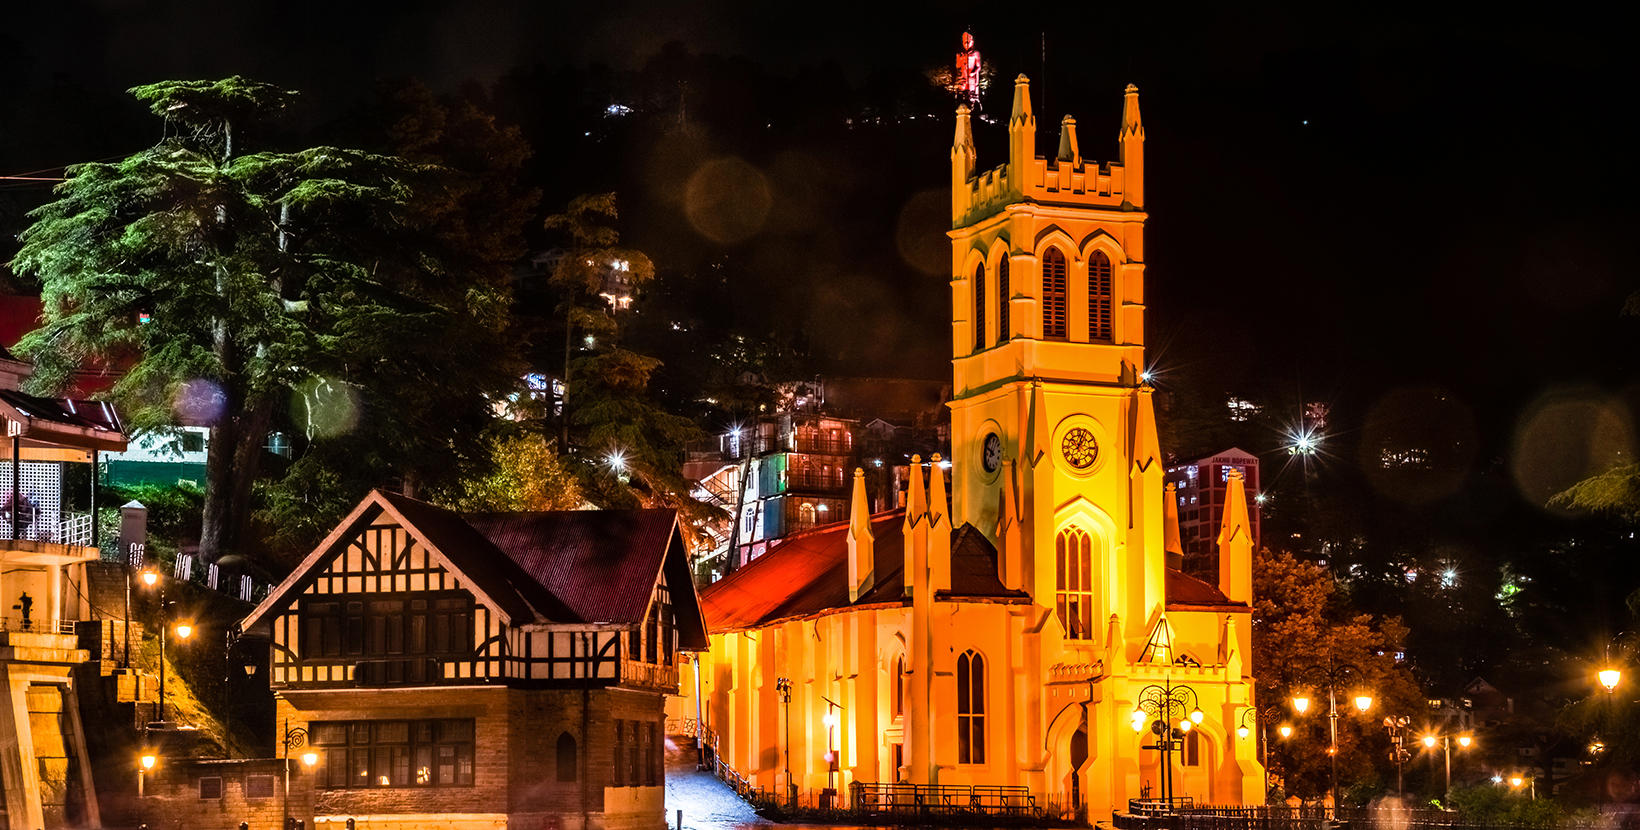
<box><xmin>783</xmin><ymin>471</ymin><xmax>847</xmax><ymax>493</ymax></box>
<box><xmin>0</xmin><ymin>512</ymin><xmax>94</xmax><ymax>548</ymax></box>
<box><xmin>621</xmin><ymin>658</ymin><xmax>679</xmax><ymax>692</ymax></box>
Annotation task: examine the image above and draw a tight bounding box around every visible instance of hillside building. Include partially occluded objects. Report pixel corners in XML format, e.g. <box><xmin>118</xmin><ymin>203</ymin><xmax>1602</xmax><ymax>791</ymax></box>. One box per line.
<box><xmin>1164</xmin><ymin>449</ymin><xmax>1261</xmax><ymax>581</ymax></box>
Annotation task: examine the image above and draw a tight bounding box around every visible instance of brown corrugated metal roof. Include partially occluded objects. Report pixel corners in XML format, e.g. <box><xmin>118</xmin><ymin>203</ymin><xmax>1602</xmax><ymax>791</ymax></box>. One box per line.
<box><xmin>699</xmin><ymin>511</ymin><xmax>1023</xmax><ymax>632</ymax></box>
<box><xmin>1165</xmin><ymin>567</ymin><xmax>1242</xmax><ymax>607</ymax></box>
<box><xmin>463</xmin><ymin>508</ymin><xmax>681</xmax><ymax>626</ymax></box>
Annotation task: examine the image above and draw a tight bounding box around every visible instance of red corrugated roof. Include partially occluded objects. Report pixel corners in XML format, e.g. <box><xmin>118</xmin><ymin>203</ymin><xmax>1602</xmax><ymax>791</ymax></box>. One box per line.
<box><xmin>699</xmin><ymin>511</ymin><xmax>1024</xmax><ymax>632</ymax></box>
<box><xmin>464</xmin><ymin>509</ymin><xmax>681</xmax><ymax>625</ymax></box>
<box><xmin>1165</xmin><ymin>568</ymin><xmax>1241</xmax><ymax>606</ymax></box>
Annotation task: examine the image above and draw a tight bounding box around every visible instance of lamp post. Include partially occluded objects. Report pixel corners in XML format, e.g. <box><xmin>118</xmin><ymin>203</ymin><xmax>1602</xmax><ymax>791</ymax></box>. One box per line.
<box><xmin>776</xmin><ymin>677</ymin><xmax>794</xmax><ymax>807</ymax></box>
<box><xmin>1290</xmin><ymin>661</ymin><xmax>1372</xmax><ymax>809</ymax></box>
<box><xmin>138</xmin><ymin>751</ymin><xmax>156</xmax><ymax>826</ymax></box>
<box><xmin>282</xmin><ymin>721</ymin><xmax>319</xmax><ymax>830</ymax></box>
<box><xmin>1420</xmin><ymin>731</ymin><xmax>1473</xmax><ymax>798</ymax></box>
<box><xmin>820</xmin><ymin>696</ymin><xmax>843</xmax><ymax>809</ymax></box>
<box><xmin>139</xmin><ymin>570</ymin><xmax>170</xmax><ymax>723</ymax></box>
<box><xmin>1130</xmin><ymin>679</ymin><xmax>1204</xmax><ymax>808</ymax></box>
<box><xmin>1382</xmin><ymin>716</ymin><xmax>1411</xmax><ymax>797</ymax></box>
<box><xmin>1237</xmin><ymin>705</ymin><xmax>1286</xmax><ymax>804</ymax></box>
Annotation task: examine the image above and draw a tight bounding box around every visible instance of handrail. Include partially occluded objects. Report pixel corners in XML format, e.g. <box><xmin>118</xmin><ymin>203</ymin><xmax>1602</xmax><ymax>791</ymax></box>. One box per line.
<box><xmin>0</xmin><ymin>617</ymin><xmax>77</xmax><ymax>635</ymax></box>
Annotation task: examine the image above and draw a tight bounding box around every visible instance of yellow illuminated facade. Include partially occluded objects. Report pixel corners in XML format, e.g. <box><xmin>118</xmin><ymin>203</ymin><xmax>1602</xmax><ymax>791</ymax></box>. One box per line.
<box><xmin>683</xmin><ymin>79</ymin><xmax>1262</xmax><ymax>816</ymax></box>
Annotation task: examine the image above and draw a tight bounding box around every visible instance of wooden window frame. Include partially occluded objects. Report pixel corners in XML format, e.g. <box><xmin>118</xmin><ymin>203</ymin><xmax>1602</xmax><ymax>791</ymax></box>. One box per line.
<box><xmin>1042</xmin><ymin>248</ymin><xmax>1068</xmax><ymax>340</ymax></box>
<box><xmin>973</xmin><ymin>262</ymin><xmax>987</xmax><ymax>351</ymax></box>
<box><xmin>311</xmin><ymin>718</ymin><xmax>475</xmax><ymax>789</ymax></box>
<box><xmin>1089</xmin><ymin>250</ymin><xmax>1113</xmax><ymax>342</ymax></box>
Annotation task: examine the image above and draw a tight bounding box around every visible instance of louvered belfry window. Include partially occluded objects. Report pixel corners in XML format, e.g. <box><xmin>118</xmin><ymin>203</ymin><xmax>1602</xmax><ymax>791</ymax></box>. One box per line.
<box><xmin>1042</xmin><ymin>248</ymin><xmax>1068</xmax><ymax>339</ymax></box>
<box><xmin>1089</xmin><ymin>250</ymin><xmax>1113</xmax><ymax>341</ymax></box>
<box><xmin>973</xmin><ymin>262</ymin><xmax>987</xmax><ymax>350</ymax></box>
<box><xmin>997</xmin><ymin>256</ymin><xmax>1010</xmax><ymax>344</ymax></box>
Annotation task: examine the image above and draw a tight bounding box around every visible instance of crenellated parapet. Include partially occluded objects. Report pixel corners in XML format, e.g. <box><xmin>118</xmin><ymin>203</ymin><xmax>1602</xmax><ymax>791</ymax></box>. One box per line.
<box><xmin>951</xmin><ymin>76</ymin><xmax>1142</xmax><ymax>228</ymax></box>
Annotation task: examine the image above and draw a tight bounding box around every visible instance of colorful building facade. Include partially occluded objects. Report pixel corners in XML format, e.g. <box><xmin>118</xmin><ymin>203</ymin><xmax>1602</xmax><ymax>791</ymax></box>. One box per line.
<box><xmin>682</xmin><ymin>79</ymin><xmax>1263</xmax><ymax>817</ymax></box>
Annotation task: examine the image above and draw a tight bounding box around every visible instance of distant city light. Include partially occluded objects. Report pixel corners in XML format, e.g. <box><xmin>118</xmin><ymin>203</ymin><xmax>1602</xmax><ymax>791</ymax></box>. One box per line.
<box><xmin>605</xmin><ymin>104</ymin><xmax>633</xmax><ymax>117</ymax></box>
<box><xmin>607</xmin><ymin>451</ymin><xmax>626</xmax><ymax>471</ymax></box>
<box><xmin>1287</xmin><ymin>428</ymin><xmax>1322</xmax><ymax>455</ymax></box>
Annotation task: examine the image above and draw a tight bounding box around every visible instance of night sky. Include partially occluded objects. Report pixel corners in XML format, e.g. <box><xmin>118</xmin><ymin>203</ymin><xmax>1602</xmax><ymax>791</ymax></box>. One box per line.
<box><xmin>4</xmin><ymin>2</ymin><xmax>1639</xmax><ymax>520</ymax></box>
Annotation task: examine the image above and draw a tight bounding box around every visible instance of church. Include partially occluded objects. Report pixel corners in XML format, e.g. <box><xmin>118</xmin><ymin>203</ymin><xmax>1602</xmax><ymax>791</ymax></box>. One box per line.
<box><xmin>683</xmin><ymin>77</ymin><xmax>1263</xmax><ymax>816</ymax></box>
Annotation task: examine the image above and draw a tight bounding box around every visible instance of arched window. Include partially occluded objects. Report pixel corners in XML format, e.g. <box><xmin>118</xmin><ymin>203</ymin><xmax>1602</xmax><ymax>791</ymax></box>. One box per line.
<box><xmin>1089</xmin><ymin>250</ymin><xmax>1113</xmax><ymax>342</ymax></box>
<box><xmin>973</xmin><ymin>262</ymin><xmax>987</xmax><ymax>350</ymax></box>
<box><xmin>1056</xmin><ymin>528</ymin><xmax>1094</xmax><ymax>640</ymax></box>
<box><xmin>997</xmin><ymin>256</ymin><xmax>1010</xmax><ymax>344</ymax></box>
<box><xmin>556</xmin><ymin>732</ymin><xmax>577</xmax><ymax>782</ymax></box>
<box><xmin>895</xmin><ymin>655</ymin><xmax>906</xmax><ymax>716</ymax></box>
<box><xmin>1183</xmin><ymin>730</ymin><xmax>1201</xmax><ymax>767</ymax></box>
<box><xmin>1042</xmin><ymin>248</ymin><xmax>1068</xmax><ymax>339</ymax></box>
<box><xmin>799</xmin><ymin>503</ymin><xmax>817</xmax><ymax>527</ymax></box>
<box><xmin>956</xmin><ymin>650</ymin><xmax>986</xmax><ymax>764</ymax></box>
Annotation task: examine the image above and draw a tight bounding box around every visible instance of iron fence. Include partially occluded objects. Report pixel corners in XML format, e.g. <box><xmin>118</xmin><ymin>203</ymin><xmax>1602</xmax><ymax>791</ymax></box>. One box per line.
<box><xmin>1116</xmin><ymin>805</ymin><xmax>1591</xmax><ymax>830</ymax></box>
<box><xmin>852</xmin><ymin>781</ymin><xmax>1038</xmax><ymax>819</ymax></box>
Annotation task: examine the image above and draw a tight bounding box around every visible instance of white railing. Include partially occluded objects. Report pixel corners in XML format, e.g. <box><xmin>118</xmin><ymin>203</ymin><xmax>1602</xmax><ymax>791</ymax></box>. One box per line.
<box><xmin>0</xmin><ymin>617</ymin><xmax>77</xmax><ymax>634</ymax></box>
<box><xmin>0</xmin><ymin>511</ymin><xmax>94</xmax><ymax>547</ymax></box>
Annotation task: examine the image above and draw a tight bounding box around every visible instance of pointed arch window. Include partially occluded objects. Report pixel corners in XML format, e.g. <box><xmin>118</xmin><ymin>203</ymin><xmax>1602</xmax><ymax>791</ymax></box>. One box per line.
<box><xmin>973</xmin><ymin>262</ymin><xmax>987</xmax><ymax>350</ymax></box>
<box><xmin>556</xmin><ymin>732</ymin><xmax>578</xmax><ymax>781</ymax></box>
<box><xmin>997</xmin><ymin>256</ymin><xmax>1010</xmax><ymax>345</ymax></box>
<box><xmin>956</xmin><ymin>650</ymin><xmax>986</xmax><ymax>764</ymax></box>
<box><xmin>1089</xmin><ymin>250</ymin><xmax>1113</xmax><ymax>342</ymax></box>
<box><xmin>1056</xmin><ymin>527</ymin><xmax>1094</xmax><ymax>640</ymax></box>
<box><xmin>1042</xmin><ymin>248</ymin><xmax>1068</xmax><ymax>339</ymax></box>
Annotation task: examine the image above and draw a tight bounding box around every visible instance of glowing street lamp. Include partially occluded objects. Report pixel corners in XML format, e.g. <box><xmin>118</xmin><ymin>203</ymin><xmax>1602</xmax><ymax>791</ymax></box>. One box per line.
<box><xmin>1290</xmin><ymin>661</ymin><xmax>1373</xmax><ymax>808</ymax></box>
<box><xmin>1131</xmin><ymin>680</ymin><xmax>1203</xmax><ymax>808</ymax></box>
<box><xmin>1239</xmin><ymin>706</ymin><xmax>1286</xmax><ymax>804</ymax></box>
<box><xmin>1599</xmin><ymin>667</ymin><xmax>1621</xmax><ymax>693</ymax></box>
<box><xmin>1422</xmin><ymin>732</ymin><xmax>1475</xmax><ymax>797</ymax></box>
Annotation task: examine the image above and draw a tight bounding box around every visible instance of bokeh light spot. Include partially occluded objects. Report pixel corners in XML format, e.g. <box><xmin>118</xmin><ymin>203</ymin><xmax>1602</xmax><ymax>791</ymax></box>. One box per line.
<box><xmin>1512</xmin><ymin>388</ymin><xmax>1634</xmax><ymax>509</ymax></box>
<box><xmin>294</xmin><ymin>376</ymin><xmax>361</xmax><ymax>439</ymax></box>
<box><xmin>895</xmin><ymin>189</ymin><xmax>948</xmax><ymax>276</ymax></box>
<box><xmin>172</xmin><ymin>379</ymin><xmax>227</xmax><ymax>427</ymax></box>
<box><xmin>684</xmin><ymin>157</ymin><xmax>771</xmax><ymax>244</ymax></box>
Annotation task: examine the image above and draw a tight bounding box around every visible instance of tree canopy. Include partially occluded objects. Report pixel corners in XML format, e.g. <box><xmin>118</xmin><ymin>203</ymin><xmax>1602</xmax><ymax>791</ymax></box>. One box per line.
<box><xmin>11</xmin><ymin>76</ymin><xmax>522</xmax><ymax>563</ymax></box>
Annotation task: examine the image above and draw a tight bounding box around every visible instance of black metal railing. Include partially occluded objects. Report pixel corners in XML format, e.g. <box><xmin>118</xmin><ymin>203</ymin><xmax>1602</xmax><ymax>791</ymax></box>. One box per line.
<box><xmin>852</xmin><ymin>782</ymin><xmax>1038</xmax><ymax>819</ymax></box>
<box><xmin>1116</xmin><ymin>805</ymin><xmax>1585</xmax><ymax>830</ymax></box>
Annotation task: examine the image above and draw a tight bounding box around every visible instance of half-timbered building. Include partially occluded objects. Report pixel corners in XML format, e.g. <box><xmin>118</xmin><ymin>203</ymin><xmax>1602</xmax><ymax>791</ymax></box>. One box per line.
<box><xmin>237</xmin><ymin>490</ymin><xmax>707</xmax><ymax>830</ymax></box>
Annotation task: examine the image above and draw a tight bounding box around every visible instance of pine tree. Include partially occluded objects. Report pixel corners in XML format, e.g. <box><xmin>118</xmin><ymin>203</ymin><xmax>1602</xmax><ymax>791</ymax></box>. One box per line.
<box><xmin>11</xmin><ymin>76</ymin><xmax>519</xmax><ymax>562</ymax></box>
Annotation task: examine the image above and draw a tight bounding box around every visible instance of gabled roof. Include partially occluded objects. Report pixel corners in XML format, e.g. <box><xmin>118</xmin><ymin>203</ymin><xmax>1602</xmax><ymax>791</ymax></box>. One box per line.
<box><xmin>240</xmin><ymin>491</ymin><xmax>707</xmax><ymax>649</ymax></box>
<box><xmin>700</xmin><ymin>509</ymin><xmax>1025</xmax><ymax>633</ymax></box>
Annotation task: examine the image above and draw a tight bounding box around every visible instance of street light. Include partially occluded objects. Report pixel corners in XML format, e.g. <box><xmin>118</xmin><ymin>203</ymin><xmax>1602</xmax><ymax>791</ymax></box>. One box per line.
<box><xmin>775</xmin><ymin>677</ymin><xmax>794</xmax><ymax>807</ymax></box>
<box><xmin>1131</xmin><ymin>679</ymin><xmax>1204</xmax><ymax>809</ymax></box>
<box><xmin>1382</xmin><ymin>716</ymin><xmax>1411</xmax><ymax>797</ymax></box>
<box><xmin>1239</xmin><ymin>706</ymin><xmax>1286</xmax><ymax>804</ymax></box>
<box><xmin>282</xmin><ymin>721</ymin><xmax>317</xmax><ymax>830</ymax></box>
<box><xmin>1421</xmin><ymin>731</ymin><xmax>1474</xmax><ymax>798</ymax></box>
<box><xmin>1290</xmin><ymin>661</ymin><xmax>1373</xmax><ymax>809</ymax></box>
<box><xmin>820</xmin><ymin>697</ymin><xmax>844</xmax><ymax>809</ymax></box>
<box><xmin>139</xmin><ymin>569</ymin><xmax>177</xmax><ymax>724</ymax></box>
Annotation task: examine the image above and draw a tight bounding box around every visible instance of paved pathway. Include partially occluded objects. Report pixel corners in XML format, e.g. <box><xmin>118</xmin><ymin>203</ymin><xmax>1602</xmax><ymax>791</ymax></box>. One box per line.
<box><xmin>665</xmin><ymin>737</ymin><xmax>773</xmax><ymax>830</ymax></box>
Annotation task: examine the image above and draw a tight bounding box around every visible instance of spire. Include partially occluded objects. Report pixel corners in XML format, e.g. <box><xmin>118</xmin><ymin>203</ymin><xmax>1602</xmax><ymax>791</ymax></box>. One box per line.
<box><xmin>927</xmin><ymin>454</ymin><xmax>948</xmax><ymax>528</ymax></box>
<box><xmin>952</xmin><ymin>104</ymin><xmax>976</xmax><ymax>186</ymax></box>
<box><xmin>1057</xmin><ymin>114</ymin><xmax>1080</xmax><ymax>164</ymax></box>
<box><xmin>1120</xmin><ymin>83</ymin><xmax>1144</xmax><ymax>208</ymax></box>
<box><xmin>1163</xmin><ymin>482</ymin><xmax>1185</xmax><ymax>567</ymax></box>
<box><xmin>905</xmin><ymin>454</ymin><xmax>928</xmax><ymax>527</ymax></box>
<box><xmin>1025</xmin><ymin>381</ymin><xmax>1049</xmax><ymax>468</ymax></box>
<box><xmin>1009</xmin><ymin>75</ymin><xmax>1036</xmax><ymax>189</ymax></box>
<box><xmin>996</xmin><ymin>458</ymin><xmax>1023</xmax><ymax>590</ymax></box>
<box><xmin>1216</xmin><ymin>468</ymin><xmax>1253</xmax><ymax>604</ymax></box>
<box><xmin>848</xmin><ymin>468</ymin><xmax>875</xmax><ymax>603</ymax></box>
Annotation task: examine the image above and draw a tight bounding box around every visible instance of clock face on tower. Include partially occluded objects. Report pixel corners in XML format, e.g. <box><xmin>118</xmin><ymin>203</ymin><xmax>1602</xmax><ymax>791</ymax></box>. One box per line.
<box><xmin>1060</xmin><ymin>427</ymin><xmax>1099</xmax><ymax>469</ymax></box>
<box><xmin>982</xmin><ymin>432</ymin><xmax>1003</xmax><ymax>472</ymax></box>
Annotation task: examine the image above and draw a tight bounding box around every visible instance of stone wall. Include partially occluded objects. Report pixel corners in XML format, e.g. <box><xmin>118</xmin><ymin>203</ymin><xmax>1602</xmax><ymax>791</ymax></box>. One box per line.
<box><xmin>124</xmin><ymin>757</ymin><xmax>313</xmax><ymax>830</ymax></box>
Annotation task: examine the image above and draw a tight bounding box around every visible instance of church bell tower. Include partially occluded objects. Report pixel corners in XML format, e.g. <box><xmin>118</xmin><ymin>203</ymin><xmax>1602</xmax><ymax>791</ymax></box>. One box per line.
<box><xmin>948</xmin><ymin>76</ymin><xmax>1166</xmax><ymax>645</ymax></box>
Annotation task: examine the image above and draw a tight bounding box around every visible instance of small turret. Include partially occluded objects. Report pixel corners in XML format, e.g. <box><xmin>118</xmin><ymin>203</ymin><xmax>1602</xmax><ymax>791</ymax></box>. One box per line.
<box><xmin>1120</xmin><ymin>84</ymin><xmax>1144</xmax><ymax>208</ymax></box>
<box><xmin>953</xmin><ymin>104</ymin><xmax>976</xmax><ymax>186</ymax></box>
<box><xmin>847</xmin><ymin>468</ymin><xmax>875</xmax><ymax>603</ymax></box>
<box><xmin>1057</xmin><ymin>115</ymin><xmax>1080</xmax><ymax>164</ymax></box>
<box><xmin>928</xmin><ymin>455</ymin><xmax>951</xmax><ymax>592</ymax></box>
<box><xmin>1162</xmin><ymin>482</ymin><xmax>1185</xmax><ymax>570</ymax></box>
<box><xmin>1009</xmin><ymin>75</ymin><xmax>1036</xmax><ymax>190</ymax></box>
<box><xmin>1216</xmin><ymin>469</ymin><xmax>1252</xmax><ymax>604</ymax></box>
